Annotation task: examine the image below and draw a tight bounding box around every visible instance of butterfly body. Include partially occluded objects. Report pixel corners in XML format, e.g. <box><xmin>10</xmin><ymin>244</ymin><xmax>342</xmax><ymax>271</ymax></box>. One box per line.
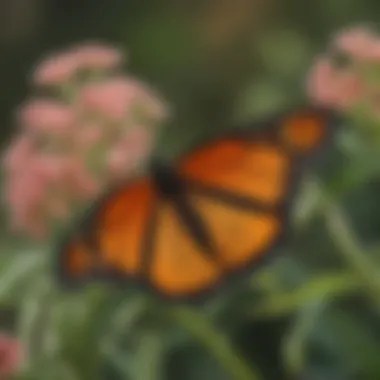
<box><xmin>150</xmin><ymin>160</ymin><xmax>183</xmax><ymax>198</ymax></box>
<box><xmin>57</xmin><ymin>106</ymin><xmax>338</xmax><ymax>302</ymax></box>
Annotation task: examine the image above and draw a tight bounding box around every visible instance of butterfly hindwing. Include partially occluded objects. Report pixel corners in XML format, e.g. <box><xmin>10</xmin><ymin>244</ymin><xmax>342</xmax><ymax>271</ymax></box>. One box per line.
<box><xmin>184</xmin><ymin>188</ymin><xmax>284</xmax><ymax>271</ymax></box>
<box><xmin>57</xmin><ymin>178</ymin><xmax>157</xmax><ymax>284</ymax></box>
<box><xmin>57</xmin><ymin>232</ymin><xmax>95</xmax><ymax>286</ymax></box>
<box><xmin>90</xmin><ymin>179</ymin><xmax>155</xmax><ymax>278</ymax></box>
<box><xmin>147</xmin><ymin>200</ymin><xmax>222</xmax><ymax>299</ymax></box>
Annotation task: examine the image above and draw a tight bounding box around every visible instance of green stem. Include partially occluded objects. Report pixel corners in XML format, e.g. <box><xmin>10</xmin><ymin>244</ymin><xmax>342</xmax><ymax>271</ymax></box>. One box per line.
<box><xmin>324</xmin><ymin>202</ymin><xmax>380</xmax><ymax>307</ymax></box>
<box><xmin>248</xmin><ymin>273</ymin><xmax>360</xmax><ymax>318</ymax></box>
<box><xmin>282</xmin><ymin>300</ymin><xmax>326</xmax><ymax>376</ymax></box>
<box><xmin>294</xmin><ymin>159</ymin><xmax>380</xmax><ymax>231</ymax></box>
<box><xmin>18</xmin><ymin>277</ymin><xmax>55</xmax><ymax>368</ymax></box>
<box><xmin>170</xmin><ymin>306</ymin><xmax>261</xmax><ymax>380</ymax></box>
<box><xmin>134</xmin><ymin>331</ymin><xmax>164</xmax><ymax>380</ymax></box>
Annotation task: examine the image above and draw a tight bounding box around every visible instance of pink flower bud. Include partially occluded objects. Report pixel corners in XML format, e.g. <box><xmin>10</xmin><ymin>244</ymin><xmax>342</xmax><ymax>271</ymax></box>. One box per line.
<box><xmin>18</xmin><ymin>99</ymin><xmax>75</xmax><ymax>134</ymax></box>
<box><xmin>333</xmin><ymin>26</ymin><xmax>378</xmax><ymax>60</ymax></box>
<box><xmin>72</xmin><ymin>42</ymin><xmax>125</xmax><ymax>70</ymax></box>
<box><xmin>33</xmin><ymin>51</ymin><xmax>79</xmax><ymax>86</ymax></box>
<box><xmin>78</xmin><ymin>77</ymin><xmax>137</xmax><ymax>121</ymax></box>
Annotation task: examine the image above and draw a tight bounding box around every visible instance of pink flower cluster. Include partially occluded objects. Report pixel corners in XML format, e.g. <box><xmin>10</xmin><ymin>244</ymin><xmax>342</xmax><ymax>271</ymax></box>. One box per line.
<box><xmin>307</xmin><ymin>25</ymin><xmax>380</xmax><ymax>112</ymax></box>
<box><xmin>33</xmin><ymin>43</ymin><xmax>124</xmax><ymax>86</ymax></box>
<box><xmin>3</xmin><ymin>42</ymin><xmax>169</xmax><ymax>238</ymax></box>
<box><xmin>0</xmin><ymin>333</ymin><xmax>23</xmax><ymax>379</ymax></box>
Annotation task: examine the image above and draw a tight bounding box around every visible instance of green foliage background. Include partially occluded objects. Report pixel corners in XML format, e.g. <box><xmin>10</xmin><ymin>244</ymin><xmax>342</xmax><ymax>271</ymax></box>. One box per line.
<box><xmin>1</xmin><ymin>1</ymin><xmax>380</xmax><ymax>379</ymax></box>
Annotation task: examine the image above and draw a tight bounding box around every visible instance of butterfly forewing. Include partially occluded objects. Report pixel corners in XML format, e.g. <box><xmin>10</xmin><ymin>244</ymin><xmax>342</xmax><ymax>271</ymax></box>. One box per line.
<box><xmin>179</xmin><ymin>138</ymin><xmax>293</xmax><ymax>207</ymax></box>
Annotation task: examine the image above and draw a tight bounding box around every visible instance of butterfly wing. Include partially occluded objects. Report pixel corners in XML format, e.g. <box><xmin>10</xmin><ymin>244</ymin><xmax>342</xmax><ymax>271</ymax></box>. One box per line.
<box><xmin>164</xmin><ymin>107</ymin><xmax>336</xmax><ymax>293</ymax></box>
<box><xmin>57</xmin><ymin>178</ymin><xmax>157</xmax><ymax>285</ymax></box>
<box><xmin>145</xmin><ymin>201</ymin><xmax>223</xmax><ymax>299</ymax></box>
<box><xmin>57</xmin><ymin>232</ymin><xmax>95</xmax><ymax>287</ymax></box>
<box><xmin>268</xmin><ymin>106</ymin><xmax>336</xmax><ymax>157</ymax></box>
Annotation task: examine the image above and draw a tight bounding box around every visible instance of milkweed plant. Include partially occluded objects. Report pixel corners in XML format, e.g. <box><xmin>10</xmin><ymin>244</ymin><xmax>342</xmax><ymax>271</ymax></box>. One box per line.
<box><xmin>0</xmin><ymin>26</ymin><xmax>380</xmax><ymax>380</ymax></box>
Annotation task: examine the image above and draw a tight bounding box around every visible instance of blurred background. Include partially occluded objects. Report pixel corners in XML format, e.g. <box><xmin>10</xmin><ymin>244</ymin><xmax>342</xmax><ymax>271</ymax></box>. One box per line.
<box><xmin>0</xmin><ymin>1</ymin><xmax>380</xmax><ymax>379</ymax></box>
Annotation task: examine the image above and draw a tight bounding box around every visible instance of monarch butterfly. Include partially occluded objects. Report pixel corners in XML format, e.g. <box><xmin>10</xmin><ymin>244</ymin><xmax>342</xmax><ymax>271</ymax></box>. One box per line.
<box><xmin>56</xmin><ymin>106</ymin><xmax>337</xmax><ymax>302</ymax></box>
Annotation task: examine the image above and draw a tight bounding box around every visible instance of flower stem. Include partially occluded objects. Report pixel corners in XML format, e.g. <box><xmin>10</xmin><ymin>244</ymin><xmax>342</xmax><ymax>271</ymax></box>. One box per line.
<box><xmin>248</xmin><ymin>272</ymin><xmax>360</xmax><ymax>318</ymax></box>
<box><xmin>282</xmin><ymin>300</ymin><xmax>326</xmax><ymax>376</ymax></box>
<box><xmin>324</xmin><ymin>201</ymin><xmax>380</xmax><ymax>308</ymax></box>
<box><xmin>169</xmin><ymin>306</ymin><xmax>261</xmax><ymax>380</ymax></box>
<box><xmin>134</xmin><ymin>331</ymin><xmax>164</xmax><ymax>380</ymax></box>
